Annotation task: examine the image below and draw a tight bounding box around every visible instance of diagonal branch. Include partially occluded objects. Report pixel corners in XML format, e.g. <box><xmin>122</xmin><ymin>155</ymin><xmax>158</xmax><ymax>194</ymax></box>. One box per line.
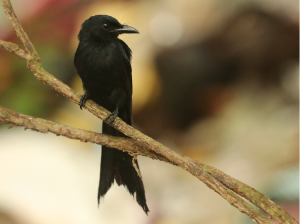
<box><xmin>198</xmin><ymin>162</ymin><xmax>296</xmax><ymax>224</ymax></box>
<box><xmin>0</xmin><ymin>0</ymin><xmax>297</xmax><ymax>224</ymax></box>
<box><xmin>0</xmin><ymin>107</ymin><xmax>273</xmax><ymax>224</ymax></box>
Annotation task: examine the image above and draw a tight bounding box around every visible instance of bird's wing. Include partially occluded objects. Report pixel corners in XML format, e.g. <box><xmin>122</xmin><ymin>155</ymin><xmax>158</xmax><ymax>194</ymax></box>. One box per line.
<box><xmin>118</xmin><ymin>39</ymin><xmax>133</xmax><ymax>123</ymax></box>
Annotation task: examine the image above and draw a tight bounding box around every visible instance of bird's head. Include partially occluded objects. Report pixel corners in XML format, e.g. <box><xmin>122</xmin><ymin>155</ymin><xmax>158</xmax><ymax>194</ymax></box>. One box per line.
<box><xmin>78</xmin><ymin>15</ymin><xmax>139</xmax><ymax>41</ymax></box>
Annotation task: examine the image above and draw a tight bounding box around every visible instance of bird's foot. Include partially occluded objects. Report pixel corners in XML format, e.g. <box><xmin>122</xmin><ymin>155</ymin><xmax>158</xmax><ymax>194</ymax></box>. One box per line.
<box><xmin>79</xmin><ymin>93</ymin><xmax>89</xmax><ymax>110</ymax></box>
<box><xmin>104</xmin><ymin>107</ymin><xmax>118</xmax><ymax>124</ymax></box>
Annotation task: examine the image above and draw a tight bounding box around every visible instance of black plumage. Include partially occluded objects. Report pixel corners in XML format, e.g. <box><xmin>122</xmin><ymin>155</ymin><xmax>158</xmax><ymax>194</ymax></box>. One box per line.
<box><xmin>74</xmin><ymin>15</ymin><xmax>148</xmax><ymax>214</ymax></box>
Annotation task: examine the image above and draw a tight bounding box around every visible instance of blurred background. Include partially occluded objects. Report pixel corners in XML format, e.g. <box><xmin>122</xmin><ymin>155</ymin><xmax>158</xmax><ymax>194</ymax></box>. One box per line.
<box><xmin>0</xmin><ymin>0</ymin><xmax>298</xmax><ymax>223</ymax></box>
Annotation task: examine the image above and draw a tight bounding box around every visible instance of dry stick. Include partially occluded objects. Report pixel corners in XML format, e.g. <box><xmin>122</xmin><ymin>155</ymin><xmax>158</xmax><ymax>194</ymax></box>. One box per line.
<box><xmin>198</xmin><ymin>162</ymin><xmax>297</xmax><ymax>224</ymax></box>
<box><xmin>0</xmin><ymin>0</ymin><xmax>297</xmax><ymax>223</ymax></box>
<box><xmin>0</xmin><ymin>107</ymin><xmax>272</xmax><ymax>224</ymax></box>
<box><xmin>0</xmin><ymin>39</ymin><xmax>30</xmax><ymax>60</ymax></box>
<box><xmin>0</xmin><ymin>106</ymin><xmax>146</xmax><ymax>155</ymax></box>
<box><xmin>2</xmin><ymin>0</ymin><xmax>38</xmax><ymax>59</ymax></box>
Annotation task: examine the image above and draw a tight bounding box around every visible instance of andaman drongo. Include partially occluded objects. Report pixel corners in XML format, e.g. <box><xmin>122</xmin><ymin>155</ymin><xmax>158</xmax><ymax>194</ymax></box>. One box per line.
<box><xmin>74</xmin><ymin>15</ymin><xmax>149</xmax><ymax>214</ymax></box>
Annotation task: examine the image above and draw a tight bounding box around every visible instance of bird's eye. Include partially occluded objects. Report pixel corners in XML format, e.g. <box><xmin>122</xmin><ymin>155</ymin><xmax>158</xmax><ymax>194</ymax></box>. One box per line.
<box><xmin>102</xmin><ymin>24</ymin><xmax>109</xmax><ymax>30</ymax></box>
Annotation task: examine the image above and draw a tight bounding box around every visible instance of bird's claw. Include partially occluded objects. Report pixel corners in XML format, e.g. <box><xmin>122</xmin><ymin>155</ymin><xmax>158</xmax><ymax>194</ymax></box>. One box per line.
<box><xmin>104</xmin><ymin>108</ymin><xmax>118</xmax><ymax>124</ymax></box>
<box><xmin>79</xmin><ymin>94</ymin><xmax>88</xmax><ymax>110</ymax></box>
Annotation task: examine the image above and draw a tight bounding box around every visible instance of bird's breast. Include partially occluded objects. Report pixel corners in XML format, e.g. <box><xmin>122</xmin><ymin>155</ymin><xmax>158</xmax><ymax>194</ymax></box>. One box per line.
<box><xmin>75</xmin><ymin>40</ymin><xmax>131</xmax><ymax>107</ymax></box>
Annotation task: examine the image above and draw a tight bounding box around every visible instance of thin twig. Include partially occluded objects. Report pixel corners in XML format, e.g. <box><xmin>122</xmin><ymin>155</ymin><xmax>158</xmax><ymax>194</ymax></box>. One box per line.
<box><xmin>132</xmin><ymin>154</ymin><xmax>142</xmax><ymax>179</ymax></box>
<box><xmin>2</xmin><ymin>0</ymin><xmax>39</xmax><ymax>59</ymax></box>
<box><xmin>0</xmin><ymin>40</ymin><xmax>30</xmax><ymax>60</ymax></box>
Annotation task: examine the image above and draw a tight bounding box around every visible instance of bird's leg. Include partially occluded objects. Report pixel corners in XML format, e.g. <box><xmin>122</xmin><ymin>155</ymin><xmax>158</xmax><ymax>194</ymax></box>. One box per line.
<box><xmin>79</xmin><ymin>92</ymin><xmax>89</xmax><ymax>109</ymax></box>
<box><xmin>104</xmin><ymin>107</ymin><xmax>119</xmax><ymax>124</ymax></box>
<box><xmin>105</xmin><ymin>89</ymin><xmax>126</xmax><ymax>124</ymax></box>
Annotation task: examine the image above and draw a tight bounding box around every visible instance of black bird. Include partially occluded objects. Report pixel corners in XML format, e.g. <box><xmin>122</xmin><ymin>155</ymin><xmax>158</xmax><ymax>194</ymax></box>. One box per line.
<box><xmin>74</xmin><ymin>15</ymin><xmax>149</xmax><ymax>214</ymax></box>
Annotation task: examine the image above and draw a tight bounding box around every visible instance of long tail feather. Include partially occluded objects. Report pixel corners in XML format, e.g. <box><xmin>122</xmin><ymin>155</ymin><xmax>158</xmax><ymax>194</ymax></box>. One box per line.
<box><xmin>98</xmin><ymin>122</ymin><xmax>149</xmax><ymax>214</ymax></box>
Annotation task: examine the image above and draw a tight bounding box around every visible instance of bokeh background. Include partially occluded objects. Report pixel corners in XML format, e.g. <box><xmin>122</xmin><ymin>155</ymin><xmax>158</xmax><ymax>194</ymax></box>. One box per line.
<box><xmin>0</xmin><ymin>0</ymin><xmax>298</xmax><ymax>223</ymax></box>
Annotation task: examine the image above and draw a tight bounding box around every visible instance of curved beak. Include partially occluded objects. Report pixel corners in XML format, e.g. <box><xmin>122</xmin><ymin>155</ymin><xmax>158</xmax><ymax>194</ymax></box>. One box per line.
<box><xmin>113</xmin><ymin>25</ymin><xmax>139</xmax><ymax>34</ymax></box>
